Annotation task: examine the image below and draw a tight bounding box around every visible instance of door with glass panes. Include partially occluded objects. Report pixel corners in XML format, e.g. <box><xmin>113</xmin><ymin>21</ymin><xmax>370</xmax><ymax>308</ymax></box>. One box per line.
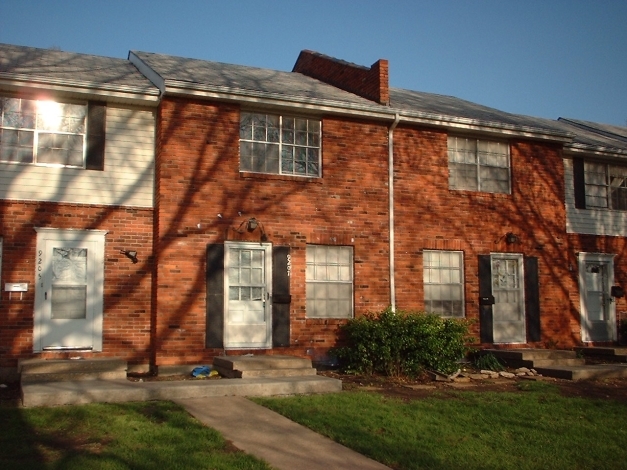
<box><xmin>224</xmin><ymin>242</ymin><xmax>272</xmax><ymax>348</ymax></box>
<box><xmin>491</xmin><ymin>254</ymin><xmax>526</xmax><ymax>343</ymax></box>
<box><xmin>34</xmin><ymin>229</ymin><xmax>105</xmax><ymax>352</ymax></box>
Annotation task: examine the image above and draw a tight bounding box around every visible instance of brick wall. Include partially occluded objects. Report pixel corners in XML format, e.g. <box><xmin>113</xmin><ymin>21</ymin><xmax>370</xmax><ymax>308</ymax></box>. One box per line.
<box><xmin>0</xmin><ymin>200</ymin><xmax>154</xmax><ymax>368</ymax></box>
<box><xmin>392</xmin><ymin>126</ymin><xmax>579</xmax><ymax>347</ymax></box>
<box><xmin>153</xmin><ymin>97</ymin><xmax>391</xmax><ymax>365</ymax></box>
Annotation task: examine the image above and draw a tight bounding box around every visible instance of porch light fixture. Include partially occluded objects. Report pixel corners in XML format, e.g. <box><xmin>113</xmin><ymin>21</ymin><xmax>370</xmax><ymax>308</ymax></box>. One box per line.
<box><xmin>247</xmin><ymin>217</ymin><xmax>259</xmax><ymax>231</ymax></box>
<box><xmin>233</xmin><ymin>217</ymin><xmax>268</xmax><ymax>242</ymax></box>
<box><xmin>505</xmin><ymin>232</ymin><xmax>520</xmax><ymax>245</ymax></box>
<box><xmin>120</xmin><ymin>250</ymin><xmax>138</xmax><ymax>264</ymax></box>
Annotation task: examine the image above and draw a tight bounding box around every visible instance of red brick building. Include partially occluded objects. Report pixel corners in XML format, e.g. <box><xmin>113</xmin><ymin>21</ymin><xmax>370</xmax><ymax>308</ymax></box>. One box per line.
<box><xmin>1</xmin><ymin>43</ymin><xmax>626</xmax><ymax>379</ymax></box>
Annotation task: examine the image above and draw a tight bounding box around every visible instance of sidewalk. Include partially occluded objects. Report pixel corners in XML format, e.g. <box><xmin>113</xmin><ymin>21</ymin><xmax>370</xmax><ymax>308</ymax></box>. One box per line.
<box><xmin>175</xmin><ymin>396</ymin><xmax>391</xmax><ymax>470</ymax></box>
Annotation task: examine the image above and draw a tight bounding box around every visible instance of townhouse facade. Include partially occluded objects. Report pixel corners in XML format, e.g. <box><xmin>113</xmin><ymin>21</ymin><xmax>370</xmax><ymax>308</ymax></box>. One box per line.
<box><xmin>1</xmin><ymin>43</ymin><xmax>626</xmax><ymax>378</ymax></box>
<box><xmin>0</xmin><ymin>44</ymin><xmax>159</xmax><ymax>377</ymax></box>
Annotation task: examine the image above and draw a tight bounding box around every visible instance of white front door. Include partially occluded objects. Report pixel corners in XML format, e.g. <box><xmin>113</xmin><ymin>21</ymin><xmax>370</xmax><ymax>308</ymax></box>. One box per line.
<box><xmin>224</xmin><ymin>242</ymin><xmax>272</xmax><ymax>349</ymax></box>
<box><xmin>579</xmin><ymin>253</ymin><xmax>616</xmax><ymax>342</ymax></box>
<box><xmin>492</xmin><ymin>254</ymin><xmax>526</xmax><ymax>343</ymax></box>
<box><xmin>34</xmin><ymin>229</ymin><xmax>106</xmax><ymax>352</ymax></box>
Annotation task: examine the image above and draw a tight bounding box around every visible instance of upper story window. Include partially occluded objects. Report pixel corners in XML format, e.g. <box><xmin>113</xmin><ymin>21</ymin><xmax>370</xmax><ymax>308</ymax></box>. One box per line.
<box><xmin>1</xmin><ymin>97</ymin><xmax>88</xmax><ymax>167</ymax></box>
<box><xmin>448</xmin><ymin>136</ymin><xmax>510</xmax><ymax>194</ymax></box>
<box><xmin>583</xmin><ymin>161</ymin><xmax>627</xmax><ymax>210</ymax></box>
<box><xmin>240</xmin><ymin>112</ymin><xmax>321</xmax><ymax>177</ymax></box>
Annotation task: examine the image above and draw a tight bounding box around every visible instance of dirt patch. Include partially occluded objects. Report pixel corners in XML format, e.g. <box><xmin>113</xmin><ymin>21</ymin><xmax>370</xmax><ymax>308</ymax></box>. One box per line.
<box><xmin>317</xmin><ymin>369</ymin><xmax>627</xmax><ymax>404</ymax></box>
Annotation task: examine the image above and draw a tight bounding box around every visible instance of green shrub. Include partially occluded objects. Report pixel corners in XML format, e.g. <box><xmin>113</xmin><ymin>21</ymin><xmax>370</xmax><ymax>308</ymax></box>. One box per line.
<box><xmin>331</xmin><ymin>308</ymin><xmax>473</xmax><ymax>376</ymax></box>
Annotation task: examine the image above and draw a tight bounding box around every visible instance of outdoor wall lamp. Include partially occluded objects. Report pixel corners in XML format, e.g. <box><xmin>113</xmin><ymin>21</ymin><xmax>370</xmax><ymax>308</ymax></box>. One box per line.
<box><xmin>120</xmin><ymin>250</ymin><xmax>138</xmax><ymax>264</ymax></box>
<box><xmin>247</xmin><ymin>217</ymin><xmax>259</xmax><ymax>231</ymax></box>
<box><xmin>233</xmin><ymin>217</ymin><xmax>268</xmax><ymax>242</ymax></box>
<box><xmin>505</xmin><ymin>232</ymin><xmax>520</xmax><ymax>244</ymax></box>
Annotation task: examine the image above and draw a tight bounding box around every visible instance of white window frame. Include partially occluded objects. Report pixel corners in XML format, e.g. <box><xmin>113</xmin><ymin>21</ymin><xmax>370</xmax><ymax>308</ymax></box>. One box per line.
<box><xmin>423</xmin><ymin>250</ymin><xmax>465</xmax><ymax>318</ymax></box>
<box><xmin>306</xmin><ymin>245</ymin><xmax>353</xmax><ymax>318</ymax></box>
<box><xmin>584</xmin><ymin>161</ymin><xmax>627</xmax><ymax>210</ymax></box>
<box><xmin>448</xmin><ymin>135</ymin><xmax>511</xmax><ymax>194</ymax></box>
<box><xmin>239</xmin><ymin>111</ymin><xmax>321</xmax><ymax>177</ymax></box>
<box><xmin>0</xmin><ymin>96</ymin><xmax>87</xmax><ymax>168</ymax></box>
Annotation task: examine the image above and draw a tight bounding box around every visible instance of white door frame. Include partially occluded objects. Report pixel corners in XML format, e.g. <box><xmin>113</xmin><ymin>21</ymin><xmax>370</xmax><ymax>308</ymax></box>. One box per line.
<box><xmin>578</xmin><ymin>252</ymin><xmax>616</xmax><ymax>342</ymax></box>
<box><xmin>224</xmin><ymin>241</ymin><xmax>272</xmax><ymax>349</ymax></box>
<box><xmin>491</xmin><ymin>252</ymin><xmax>526</xmax><ymax>344</ymax></box>
<box><xmin>34</xmin><ymin>228</ymin><xmax>106</xmax><ymax>352</ymax></box>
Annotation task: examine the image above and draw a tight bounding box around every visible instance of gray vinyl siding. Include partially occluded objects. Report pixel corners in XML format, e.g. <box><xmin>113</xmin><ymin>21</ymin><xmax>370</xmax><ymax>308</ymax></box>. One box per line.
<box><xmin>564</xmin><ymin>157</ymin><xmax>627</xmax><ymax>236</ymax></box>
<box><xmin>0</xmin><ymin>106</ymin><xmax>155</xmax><ymax>208</ymax></box>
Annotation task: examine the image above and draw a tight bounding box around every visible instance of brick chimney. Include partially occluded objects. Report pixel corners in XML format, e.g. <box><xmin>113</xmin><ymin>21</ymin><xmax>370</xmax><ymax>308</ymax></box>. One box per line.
<box><xmin>293</xmin><ymin>50</ymin><xmax>389</xmax><ymax>105</ymax></box>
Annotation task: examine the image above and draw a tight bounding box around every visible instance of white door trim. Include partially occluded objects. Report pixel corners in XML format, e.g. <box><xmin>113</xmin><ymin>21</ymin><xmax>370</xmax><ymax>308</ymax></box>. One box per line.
<box><xmin>578</xmin><ymin>252</ymin><xmax>616</xmax><ymax>342</ymax></box>
<box><xmin>34</xmin><ymin>228</ymin><xmax>107</xmax><ymax>352</ymax></box>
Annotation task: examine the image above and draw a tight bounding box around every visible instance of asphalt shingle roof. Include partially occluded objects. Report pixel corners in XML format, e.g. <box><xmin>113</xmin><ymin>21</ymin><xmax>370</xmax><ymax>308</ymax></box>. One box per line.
<box><xmin>0</xmin><ymin>43</ymin><xmax>157</xmax><ymax>94</ymax></box>
<box><xmin>130</xmin><ymin>51</ymin><xmax>379</xmax><ymax>108</ymax></box>
<box><xmin>389</xmin><ymin>87</ymin><xmax>568</xmax><ymax>135</ymax></box>
<box><xmin>2</xmin><ymin>43</ymin><xmax>626</xmax><ymax>154</ymax></box>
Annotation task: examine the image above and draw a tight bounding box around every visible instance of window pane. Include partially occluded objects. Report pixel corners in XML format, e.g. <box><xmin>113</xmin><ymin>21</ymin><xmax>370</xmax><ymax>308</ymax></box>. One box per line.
<box><xmin>37</xmin><ymin>133</ymin><xmax>84</xmax><ymax>166</ymax></box>
<box><xmin>0</xmin><ymin>129</ymin><xmax>34</xmax><ymax>163</ymax></box>
<box><xmin>1</xmin><ymin>98</ymin><xmax>86</xmax><ymax>167</ymax></box>
<box><xmin>480</xmin><ymin>166</ymin><xmax>510</xmax><ymax>193</ymax></box>
<box><xmin>239</xmin><ymin>112</ymin><xmax>320</xmax><ymax>177</ymax></box>
<box><xmin>449</xmin><ymin>163</ymin><xmax>477</xmax><ymax>191</ymax></box>
<box><xmin>51</xmin><ymin>286</ymin><xmax>86</xmax><ymax>319</ymax></box>
<box><xmin>423</xmin><ymin>250</ymin><xmax>464</xmax><ymax>317</ymax></box>
<box><xmin>306</xmin><ymin>245</ymin><xmax>353</xmax><ymax>318</ymax></box>
<box><xmin>449</xmin><ymin>137</ymin><xmax>509</xmax><ymax>193</ymax></box>
<box><xmin>240</xmin><ymin>112</ymin><xmax>253</xmax><ymax>139</ymax></box>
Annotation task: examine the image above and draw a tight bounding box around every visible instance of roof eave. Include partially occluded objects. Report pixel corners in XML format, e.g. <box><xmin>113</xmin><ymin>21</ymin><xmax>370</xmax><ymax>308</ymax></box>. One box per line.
<box><xmin>162</xmin><ymin>80</ymin><xmax>395</xmax><ymax>119</ymax></box>
<box><xmin>398</xmin><ymin>112</ymin><xmax>571</xmax><ymax>142</ymax></box>
<box><xmin>162</xmin><ymin>81</ymin><xmax>573</xmax><ymax>141</ymax></box>
<box><xmin>0</xmin><ymin>73</ymin><xmax>160</xmax><ymax>105</ymax></box>
<box><xmin>565</xmin><ymin>143</ymin><xmax>627</xmax><ymax>159</ymax></box>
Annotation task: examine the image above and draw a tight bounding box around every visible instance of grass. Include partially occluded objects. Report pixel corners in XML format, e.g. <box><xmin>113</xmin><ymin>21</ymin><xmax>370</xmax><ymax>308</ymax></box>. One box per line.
<box><xmin>0</xmin><ymin>401</ymin><xmax>272</xmax><ymax>470</ymax></box>
<box><xmin>254</xmin><ymin>381</ymin><xmax>627</xmax><ymax>470</ymax></box>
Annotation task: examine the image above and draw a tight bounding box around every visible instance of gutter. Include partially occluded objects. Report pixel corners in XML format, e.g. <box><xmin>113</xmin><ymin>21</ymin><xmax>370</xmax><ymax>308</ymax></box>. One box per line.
<box><xmin>0</xmin><ymin>73</ymin><xmax>160</xmax><ymax>103</ymax></box>
<box><xmin>388</xmin><ymin>113</ymin><xmax>400</xmax><ymax>312</ymax></box>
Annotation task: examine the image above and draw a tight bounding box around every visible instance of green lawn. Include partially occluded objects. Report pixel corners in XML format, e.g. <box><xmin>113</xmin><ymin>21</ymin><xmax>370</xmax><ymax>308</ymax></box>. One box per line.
<box><xmin>3</xmin><ymin>382</ymin><xmax>627</xmax><ymax>470</ymax></box>
<box><xmin>0</xmin><ymin>401</ymin><xmax>271</xmax><ymax>470</ymax></box>
<box><xmin>254</xmin><ymin>381</ymin><xmax>627</xmax><ymax>470</ymax></box>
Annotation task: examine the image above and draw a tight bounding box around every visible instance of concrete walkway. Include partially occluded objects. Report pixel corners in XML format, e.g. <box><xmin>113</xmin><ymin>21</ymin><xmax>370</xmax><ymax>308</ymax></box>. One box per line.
<box><xmin>175</xmin><ymin>396</ymin><xmax>391</xmax><ymax>470</ymax></box>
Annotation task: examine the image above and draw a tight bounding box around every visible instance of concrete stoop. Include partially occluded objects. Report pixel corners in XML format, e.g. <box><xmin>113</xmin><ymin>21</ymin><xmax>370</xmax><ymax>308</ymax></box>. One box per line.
<box><xmin>574</xmin><ymin>347</ymin><xmax>627</xmax><ymax>363</ymax></box>
<box><xmin>19</xmin><ymin>355</ymin><xmax>342</xmax><ymax>407</ymax></box>
<box><xmin>213</xmin><ymin>355</ymin><xmax>317</xmax><ymax>378</ymax></box>
<box><xmin>484</xmin><ymin>348</ymin><xmax>627</xmax><ymax>380</ymax></box>
<box><xmin>21</xmin><ymin>375</ymin><xmax>342</xmax><ymax>408</ymax></box>
<box><xmin>19</xmin><ymin>358</ymin><xmax>127</xmax><ymax>383</ymax></box>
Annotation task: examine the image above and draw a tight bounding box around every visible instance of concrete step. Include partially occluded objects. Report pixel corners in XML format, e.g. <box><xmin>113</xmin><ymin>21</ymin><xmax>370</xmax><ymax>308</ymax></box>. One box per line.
<box><xmin>535</xmin><ymin>364</ymin><xmax>627</xmax><ymax>380</ymax></box>
<box><xmin>530</xmin><ymin>358</ymin><xmax>585</xmax><ymax>368</ymax></box>
<box><xmin>574</xmin><ymin>347</ymin><xmax>627</xmax><ymax>362</ymax></box>
<box><xmin>19</xmin><ymin>358</ymin><xmax>127</xmax><ymax>383</ymax></box>
<box><xmin>213</xmin><ymin>355</ymin><xmax>315</xmax><ymax>378</ymax></box>
<box><xmin>21</xmin><ymin>375</ymin><xmax>343</xmax><ymax>407</ymax></box>
<box><xmin>484</xmin><ymin>348</ymin><xmax>577</xmax><ymax>362</ymax></box>
<box><xmin>219</xmin><ymin>367</ymin><xmax>318</xmax><ymax>379</ymax></box>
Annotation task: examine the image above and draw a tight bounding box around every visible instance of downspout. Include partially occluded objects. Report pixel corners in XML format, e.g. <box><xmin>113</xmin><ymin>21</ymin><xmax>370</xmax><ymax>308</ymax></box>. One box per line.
<box><xmin>388</xmin><ymin>113</ymin><xmax>400</xmax><ymax>312</ymax></box>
